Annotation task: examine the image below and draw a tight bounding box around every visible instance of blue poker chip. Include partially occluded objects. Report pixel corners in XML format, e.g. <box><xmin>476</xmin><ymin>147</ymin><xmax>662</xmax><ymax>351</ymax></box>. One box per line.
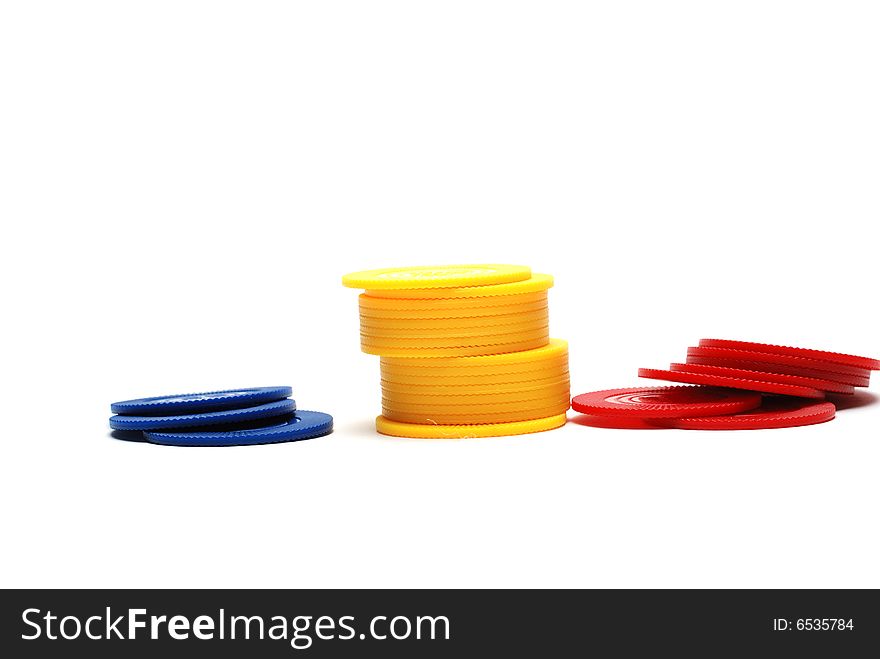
<box><xmin>110</xmin><ymin>386</ymin><xmax>293</xmax><ymax>415</ymax></box>
<box><xmin>143</xmin><ymin>410</ymin><xmax>333</xmax><ymax>446</ymax></box>
<box><xmin>109</xmin><ymin>399</ymin><xmax>296</xmax><ymax>431</ymax></box>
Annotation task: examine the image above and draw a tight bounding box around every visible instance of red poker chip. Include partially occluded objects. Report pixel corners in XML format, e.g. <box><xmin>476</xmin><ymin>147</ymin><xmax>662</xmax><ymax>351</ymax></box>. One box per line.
<box><xmin>656</xmin><ymin>398</ymin><xmax>836</xmax><ymax>431</ymax></box>
<box><xmin>699</xmin><ymin>338</ymin><xmax>880</xmax><ymax>371</ymax></box>
<box><xmin>570</xmin><ymin>386</ymin><xmax>762</xmax><ymax>418</ymax></box>
<box><xmin>570</xmin><ymin>414</ymin><xmax>668</xmax><ymax>430</ymax></box>
<box><xmin>685</xmin><ymin>354</ymin><xmax>870</xmax><ymax>388</ymax></box>
<box><xmin>638</xmin><ymin>368</ymin><xmax>826</xmax><ymax>399</ymax></box>
<box><xmin>686</xmin><ymin>346</ymin><xmax>871</xmax><ymax>379</ymax></box>
<box><xmin>669</xmin><ymin>363</ymin><xmax>854</xmax><ymax>395</ymax></box>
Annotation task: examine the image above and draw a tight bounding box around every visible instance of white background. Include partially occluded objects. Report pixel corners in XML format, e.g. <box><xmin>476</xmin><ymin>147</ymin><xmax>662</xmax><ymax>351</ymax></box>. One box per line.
<box><xmin>1</xmin><ymin>1</ymin><xmax>878</xmax><ymax>589</ymax></box>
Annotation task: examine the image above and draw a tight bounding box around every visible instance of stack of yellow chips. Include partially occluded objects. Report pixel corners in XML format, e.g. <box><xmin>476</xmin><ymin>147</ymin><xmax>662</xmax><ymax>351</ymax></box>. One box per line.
<box><xmin>342</xmin><ymin>265</ymin><xmax>570</xmax><ymax>438</ymax></box>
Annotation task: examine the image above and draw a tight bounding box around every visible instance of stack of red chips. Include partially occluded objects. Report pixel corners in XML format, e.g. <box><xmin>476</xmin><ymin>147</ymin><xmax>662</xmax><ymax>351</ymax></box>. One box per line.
<box><xmin>572</xmin><ymin>339</ymin><xmax>878</xmax><ymax>430</ymax></box>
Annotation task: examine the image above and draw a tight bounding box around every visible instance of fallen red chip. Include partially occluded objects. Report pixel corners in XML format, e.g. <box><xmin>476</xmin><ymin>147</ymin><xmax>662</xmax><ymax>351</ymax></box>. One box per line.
<box><xmin>685</xmin><ymin>354</ymin><xmax>871</xmax><ymax>388</ymax></box>
<box><xmin>699</xmin><ymin>339</ymin><xmax>880</xmax><ymax>371</ymax></box>
<box><xmin>686</xmin><ymin>346</ymin><xmax>871</xmax><ymax>379</ymax></box>
<box><xmin>669</xmin><ymin>362</ymin><xmax>854</xmax><ymax>395</ymax></box>
<box><xmin>638</xmin><ymin>368</ymin><xmax>826</xmax><ymax>399</ymax></box>
<box><xmin>570</xmin><ymin>386</ymin><xmax>761</xmax><ymax>418</ymax></box>
<box><xmin>655</xmin><ymin>398</ymin><xmax>836</xmax><ymax>431</ymax></box>
<box><xmin>570</xmin><ymin>414</ymin><xmax>668</xmax><ymax>430</ymax></box>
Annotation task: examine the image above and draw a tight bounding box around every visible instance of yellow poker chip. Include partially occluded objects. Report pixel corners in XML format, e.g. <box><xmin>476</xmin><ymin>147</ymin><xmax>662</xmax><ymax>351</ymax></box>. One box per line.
<box><xmin>382</xmin><ymin>388</ymin><xmax>571</xmax><ymax>409</ymax></box>
<box><xmin>381</xmin><ymin>375</ymin><xmax>570</xmax><ymax>393</ymax></box>
<box><xmin>380</xmin><ymin>375</ymin><xmax>570</xmax><ymax>396</ymax></box>
<box><xmin>380</xmin><ymin>364</ymin><xmax>569</xmax><ymax>385</ymax></box>
<box><xmin>379</xmin><ymin>374</ymin><xmax>570</xmax><ymax>395</ymax></box>
<box><xmin>381</xmin><ymin>401</ymin><xmax>570</xmax><ymax>422</ymax></box>
<box><xmin>360</xmin><ymin>302</ymin><xmax>549</xmax><ymax>323</ymax></box>
<box><xmin>343</xmin><ymin>264</ymin><xmax>532</xmax><ymax>290</ymax></box>
<box><xmin>379</xmin><ymin>404</ymin><xmax>570</xmax><ymax>426</ymax></box>
<box><xmin>379</xmin><ymin>370</ymin><xmax>570</xmax><ymax>389</ymax></box>
<box><xmin>381</xmin><ymin>411</ymin><xmax>568</xmax><ymax>426</ymax></box>
<box><xmin>379</xmin><ymin>338</ymin><xmax>568</xmax><ymax>368</ymax></box>
<box><xmin>379</xmin><ymin>356</ymin><xmax>568</xmax><ymax>382</ymax></box>
<box><xmin>361</xmin><ymin>326</ymin><xmax>549</xmax><ymax>349</ymax></box>
<box><xmin>379</xmin><ymin>353</ymin><xmax>569</xmax><ymax>378</ymax></box>
<box><xmin>359</xmin><ymin>310</ymin><xmax>550</xmax><ymax>335</ymax></box>
<box><xmin>383</xmin><ymin>394</ymin><xmax>571</xmax><ymax>413</ymax></box>
<box><xmin>362</xmin><ymin>324</ymin><xmax>551</xmax><ymax>343</ymax></box>
<box><xmin>363</xmin><ymin>337</ymin><xmax>551</xmax><ymax>354</ymax></box>
<box><xmin>382</xmin><ymin>378</ymin><xmax>570</xmax><ymax>399</ymax></box>
<box><xmin>376</xmin><ymin>413</ymin><xmax>568</xmax><ymax>439</ymax></box>
<box><xmin>359</xmin><ymin>290</ymin><xmax>547</xmax><ymax>311</ymax></box>
<box><xmin>381</xmin><ymin>395</ymin><xmax>572</xmax><ymax>415</ymax></box>
<box><xmin>382</xmin><ymin>407</ymin><xmax>566</xmax><ymax>426</ymax></box>
<box><xmin>382</xmin><ymin>393</ymin><xmax>571</xmax><ymax>415</ymax></box>
<box><xmin>379</xmin><ymin>361</ymin><xmax>569</xmax><ymax>384</ymax></box>
<box><xmin>360</xmin><ymin>300</ymin><xmax>549</xmax><ymax>325</ymax></box>
<box><xmin>359</xmin><ymin>310</ymin><xmax>549</xmax><ymax>330</ymax></box>
<box><xmin>360</xmin><ymin>318</ymin><xmax>549</xmax><ymax>340</ymax></box>
<box><xmin>365</xmin><ymin>274</ymin><xmax>554</xmax><ymax>300</ymax></box>
<box><xmin>361</xmin><ymin>336</ymin><xmax>550</xmax><ymax>358</ymax></box>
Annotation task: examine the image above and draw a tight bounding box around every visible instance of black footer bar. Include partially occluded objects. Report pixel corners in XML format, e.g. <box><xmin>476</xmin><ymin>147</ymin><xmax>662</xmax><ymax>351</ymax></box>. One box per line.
<box><xmin>2</xmin><ymin>589</ymin><xmax>877</xmax><ymax>657</ymax></box>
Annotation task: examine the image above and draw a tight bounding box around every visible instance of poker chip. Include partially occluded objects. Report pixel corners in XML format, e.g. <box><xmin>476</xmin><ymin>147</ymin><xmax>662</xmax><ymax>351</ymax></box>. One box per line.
<box><xmin>344</xmin><ymin>265</ymin><xmax>571</xmax><ymax>438</ymax></box>
<box><xmin>382</xmin><ymin>392</ymin><xmax>572</xmax><ymax>413</ymax></box>
<box><xmin>379</xmin><ymin>404</ymin><xmax>572</xmax><ymax>426</ymax></box>
<box><xmin>144</xmin><ymin>411</ymin><xmax>333</xmax><ymax>446</ymax></box>
<box><xmin>668</xmin><ymin>362</ymin><xmax>854</xmax><ymax>395</ymax></box>
<box><xmin>375</xmin><ymin>413</ymin><xmax>568</xmax><ymax>439</ymax></box>
<box><xmin>379</xmin><ymin>374</ymin><xmax>571</xmax><ymax>396</ymax></box>
<box><xmin>360</xmin><ymin>301</ymin><xmax>549</xmax><ymax>323</ymax></box>
<box><xmin>360</xmin><ymin>304</ymin><xmax>549</xmax><ymax>324</ymax></box>
<box><xmin>381</xmin><ymin>381</ymin><xmax>571</xmax><ymax>411</ymax></box>
<box><xmin>381</xmin><ymin>378</ymin><xmax>570</xmax><ymax>401</ymax></box>
<box><xmin>361</xmin><ymin>325</ymin><xmax>551</xmax><ymax>358</ymax></box>
<box><xmin>108</xmin><ymin>399</ymin><xmax>297</xmax><ymax>431</ymax></box>
<box><xmin>365</xmin><ymin>274</ymin><xmax>554</xmax><ymax>299</ymax></box>
<box><xmin>686</xmin><ymin>346</ymin><xmax>871</xmax><ymax>378</ymax></box>
<box><xmin>698</xmin><ymin>339</ymin><xmax>880</xmax><ymax>372</ymax></box>
<box><xmin>638</xmin><ymin>367</ymin><xmax>826</xmax><ymax>399</ymax></box>
<box><xmin>378</xmin><ymin>342</ymin><xmax>569</xmax><ymax>385</ymax></box>
<box><xmin>359</xmin><ymin>290</ymin><xmax>548</xmax><ymax>311</ymax></box>
<box><xmin>360</xmin><ymin>311</ymin><xmax>550</xmax><ymax>336</ymax></box>
<box><xmin>379</xmin><ymin>361</ymin><xmax>569</xmax><ymax>382</ymax></box>
<box><xmin>360</xmin><ymin>325</ymin><xmax>550</xmax><ymax>349</ymax></box>
<box><xmin>656</xmin><ymin>398</ymin><xmax>836</xmax><ymax>431</ymax></box>
<box><xmin>380</xmin><ymin>338</ymin><xmax>568</xmax><ymax>369</ymax></box>
<box><xmin>361</xmin><ymin>318</ymin><xmax>550</xmax><ymax>339</ymax></box>
<box><xmin>361</xmin><ymin>324</ymin><xmax>551</xmax><ymax>347</ymax></box>
<box><xmin>362</xmin><ymin>336</ymin><xmax>551</xmax><ymax>358</ymax></box>
<box><xmin>110</xmin><ymin>386</ymin><xmax>293</xmax><ymax>415</ymax></box>
<box><xmin>383</xmin><ymin>392</ymin><xmax>571</xmax><ymax>415</ymax></box>
<box><xmin>380</xmin><ymin>406</ymin><xmax>570</xmax><ymax>426</ymax></box>
<box><xmin>571</xmin><ymin>386</ymin><xmax>762</xmax><ymax>418</ymax></box>
<box><xmin>379</xmin><ymin>367</ymin><xmax>570</xmax><ymax>388</ymax></box>
<box><xmin>380</xmin><ymin>353</ymin><xmax>568</xmax><ymax>375</ymax></box>
<box><xmin>685</xmin><ymin>354</ymin><xmax>871</xmax><ymax>388</ymax></box>
<box><xmin>343</xmin><ymin>264</ymin><xmax>532</xmax><ymax>290</ymax></box>
<box><xmin>378</xmin><ymin>347</ymin><xmax>567</xmax><ymax>374</ymax></box>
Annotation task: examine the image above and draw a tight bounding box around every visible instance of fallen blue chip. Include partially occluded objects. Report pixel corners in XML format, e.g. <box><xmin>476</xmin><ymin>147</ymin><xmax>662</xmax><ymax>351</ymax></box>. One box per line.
<box><xmin>109</xmin><ymin>399</ymin><xmax>296</xmax><ymax>431</ymax></box>
<box><xmin>143</xmin><ymin>410</ymin><xmax>333</xmax><ymax>446</ymax></box>
<box><xmin>110</xmin><ymin>386</ymin><xmax>293</xmax><ymax>415</ymax></box>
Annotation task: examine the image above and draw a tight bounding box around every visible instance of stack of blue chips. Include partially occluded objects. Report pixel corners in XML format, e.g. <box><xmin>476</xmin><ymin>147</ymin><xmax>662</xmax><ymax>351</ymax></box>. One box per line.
<box><xmin>109</xmin><ymin>387</ymin><xmax>333</xmax><ymax>446</ymax></box>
